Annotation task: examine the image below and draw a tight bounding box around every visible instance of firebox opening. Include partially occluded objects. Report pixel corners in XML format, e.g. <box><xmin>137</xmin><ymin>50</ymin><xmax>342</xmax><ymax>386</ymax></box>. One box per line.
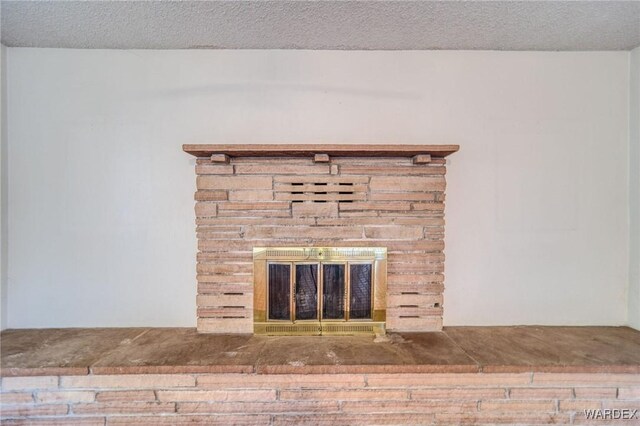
<box><xmin>253</xmin><ymin>247</ymin><xmax>387</xmax><ymax>336</ymax></box>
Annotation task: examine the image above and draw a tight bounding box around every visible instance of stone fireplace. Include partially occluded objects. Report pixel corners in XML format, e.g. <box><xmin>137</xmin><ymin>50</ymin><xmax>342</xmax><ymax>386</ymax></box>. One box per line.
<box><xmin>183</xmin><ymin>144</ymin><xmax>459</xmax><ymax>334</ymax></box>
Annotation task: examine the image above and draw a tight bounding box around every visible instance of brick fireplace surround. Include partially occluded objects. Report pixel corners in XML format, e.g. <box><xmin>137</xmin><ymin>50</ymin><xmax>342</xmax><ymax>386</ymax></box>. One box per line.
<box><xmin>183</xmin><ymin>144</ymin><xmax>459</xmax><ymax>334</ymax></box>
<box><xmin>2</xmin><ymin>145</ymin><xmax>639</xmax><ymax>425</ymax></box>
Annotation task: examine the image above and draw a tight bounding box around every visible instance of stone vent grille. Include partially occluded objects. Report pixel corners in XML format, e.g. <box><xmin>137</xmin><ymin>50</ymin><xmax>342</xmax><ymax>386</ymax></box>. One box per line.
<box><xmin>274</xmin><ymin>176</ymin><xmax>367</xmax><ymax>203</ymax></box>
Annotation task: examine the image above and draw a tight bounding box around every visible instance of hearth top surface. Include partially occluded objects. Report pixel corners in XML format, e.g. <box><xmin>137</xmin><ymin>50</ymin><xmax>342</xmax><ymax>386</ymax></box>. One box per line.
<box><xmin>2</xmin><ymin>326</ymin><xmax>640</xmax><ymax>377</ymax></box>
<box><xmin>183</xmin><ymin>144</ymin><xmax>459</xmax><ymax>158</ymax></box>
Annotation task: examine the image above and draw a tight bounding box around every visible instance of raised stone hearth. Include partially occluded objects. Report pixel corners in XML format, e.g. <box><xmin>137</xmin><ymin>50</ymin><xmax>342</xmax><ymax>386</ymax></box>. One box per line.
<box><xmin>2</xmin><ymin>327</ymin><xmax>640</xmax><ymax>425</ymax></box>
<box><xmin>183</xmin><ymin>144</ymin><xmax>459</xmax><ymax>334</ymax></box>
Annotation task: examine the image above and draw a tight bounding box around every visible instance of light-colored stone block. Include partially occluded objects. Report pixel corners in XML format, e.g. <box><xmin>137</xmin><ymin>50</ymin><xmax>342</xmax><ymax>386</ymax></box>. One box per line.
<box><xmin>1</xmin><ymin>376</ymin><xmax>58</xmax><ymax>391</ymax></box>
<box><xmin>60</xmin><ymin>374</ymin><xmax>195</xmax><ymax>389</ymax></box>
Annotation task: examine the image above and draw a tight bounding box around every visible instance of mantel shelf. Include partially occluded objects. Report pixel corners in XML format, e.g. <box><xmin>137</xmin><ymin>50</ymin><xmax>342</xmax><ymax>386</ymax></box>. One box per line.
<box><xmin>183</xmin><ymin>144</ymin><xmax>459</xmax><ymax>158</ymax></box>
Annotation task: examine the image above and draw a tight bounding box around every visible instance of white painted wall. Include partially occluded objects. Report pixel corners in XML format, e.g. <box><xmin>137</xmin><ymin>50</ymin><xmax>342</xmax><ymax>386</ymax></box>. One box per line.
<box><xmin>1</xmin><ymin>44</ymin><xmax>8</xmax><ymax>331</ymax></box>
<box><xmin>629</xmin><ymin>46</ymin><xmax>640</xmax><ymax>330</ymax></box>
<box><xmin>5</xmin><ymin>49</ymin><xmax>630</xmax><ymax>328</ymax></box>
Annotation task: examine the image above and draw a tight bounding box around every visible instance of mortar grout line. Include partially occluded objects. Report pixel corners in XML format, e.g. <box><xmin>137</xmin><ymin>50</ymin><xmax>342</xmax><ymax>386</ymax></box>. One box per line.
<box><xmin>88</xmin><ymin>328</ymin><xmax>153</xmax><ymax>374</ymax></box>
<box><xmin>130</xmin><ymin>328</ymin><xmax>152</xmax><ymax>342</ymax></box>
<box><xmin>441</xmin><ymin>329</ymin><xmax>483</xmax><ymax>372</ymax></box>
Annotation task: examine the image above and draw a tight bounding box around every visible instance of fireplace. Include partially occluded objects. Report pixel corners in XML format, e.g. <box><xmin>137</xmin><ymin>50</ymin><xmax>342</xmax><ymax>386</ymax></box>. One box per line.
<box><xmin>183</xmin><ymin>144</ymin><xmax>459</xmax><ymax>334</ymax></box>
<box><xmin>253</xmin><ymin>247</ymin><xmax>387</xmax><ymax>335</ymax></box>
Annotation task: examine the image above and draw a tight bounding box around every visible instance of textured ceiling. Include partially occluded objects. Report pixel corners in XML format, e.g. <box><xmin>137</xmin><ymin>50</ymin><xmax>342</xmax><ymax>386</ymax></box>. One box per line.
<box><xmin>1</xmin><ymin>1</ymin><xmax>639</xmax><ymax>51</ymax></box>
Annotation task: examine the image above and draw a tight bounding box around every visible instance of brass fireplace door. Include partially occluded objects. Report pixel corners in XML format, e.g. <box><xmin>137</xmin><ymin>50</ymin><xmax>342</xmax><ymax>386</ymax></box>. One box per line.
<box><xmin>253</xmin><ymin>247</ymin><xmax>387</xmax><ymax>335</ymax></box>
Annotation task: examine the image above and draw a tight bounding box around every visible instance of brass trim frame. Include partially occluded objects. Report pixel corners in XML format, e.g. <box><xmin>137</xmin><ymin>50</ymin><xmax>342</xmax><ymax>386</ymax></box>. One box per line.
<box><xmin>254</xmin><ymin>247</ymin><xmax>387</xmax><ymax>262</ymax></box>
<box><xmin>254</xmin><ymin>247</ymin><xmax>387</xmax><ymax>335</ymax></box>
<box><xmin>254</xmin><ymin>321</ymin><xmax>386</xmax><ymax>336</ymax></box>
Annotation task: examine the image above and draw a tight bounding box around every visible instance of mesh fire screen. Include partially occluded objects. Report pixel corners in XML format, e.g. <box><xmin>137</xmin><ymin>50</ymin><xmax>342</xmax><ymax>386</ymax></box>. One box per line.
<box><xmin>349</xmin><ymin>264</ymin><xmax>372</xmax><ymax>319</ymax></box>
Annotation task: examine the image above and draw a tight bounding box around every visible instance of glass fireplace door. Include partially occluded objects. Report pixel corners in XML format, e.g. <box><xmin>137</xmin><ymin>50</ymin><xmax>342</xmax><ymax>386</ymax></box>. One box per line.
<box><xmin>267</xmin><ymin>261</ymin><xmax>372</xmax><ymax>323</ymax></box>
<box><xmin>322</xmin><ymin>263</ymin><xmax>346</xmax><ymax>320</ymax></box>
<box><xmin>295</xmin><ymin>264</ymin><xmax>319</xmax><ymax>321</ymax></box>
<box><xmin>268</xmin><ymin>263</ymin><xmax>291</xmax><ymax>321</ymax></box>
<box><xmin>255</xmin><ymin>247</ymin><xmax>386</xmax><ymax>335</ymax></box>
<box><xmin>349</xmin><ymin>263</ymin><xmax>372</xmax><ymax>320</ymax></box>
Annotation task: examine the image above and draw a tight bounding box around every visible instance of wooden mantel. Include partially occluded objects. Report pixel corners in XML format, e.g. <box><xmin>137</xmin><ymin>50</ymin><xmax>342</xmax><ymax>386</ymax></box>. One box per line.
<box><xmin>182</xmin><ymin>144</ymin><xmax>459</xmax><ymax>158</ymax></box>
